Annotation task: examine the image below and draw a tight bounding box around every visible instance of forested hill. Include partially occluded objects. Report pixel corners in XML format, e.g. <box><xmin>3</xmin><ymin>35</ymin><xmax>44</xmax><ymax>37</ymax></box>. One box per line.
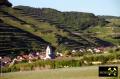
<box><xmin>14</xmin><ymin>6</ymin><xmax>108</xmax><ymax>31</ymax></box>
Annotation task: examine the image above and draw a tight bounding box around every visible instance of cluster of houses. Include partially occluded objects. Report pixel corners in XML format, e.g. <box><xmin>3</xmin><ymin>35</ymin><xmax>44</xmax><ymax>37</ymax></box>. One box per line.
<box><xmin>0</xmin><ymin>46</ymin><xmax>55</xmax><ymax>67</ymax></box>
<box><xmin>72</xmin><ymin>47</ymin><xmax>106</xmax><ymax>54</ymax></box>
<box><xmin>0</xmin><ymin>46</ymin><xmax>107</xmax><ymax>67</ymax></box>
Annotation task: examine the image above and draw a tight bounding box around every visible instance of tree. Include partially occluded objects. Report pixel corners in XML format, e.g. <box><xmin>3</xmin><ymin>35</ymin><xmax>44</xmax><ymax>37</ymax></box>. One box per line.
<box><xmin>0</xmin><ymin>0</ymin><xmax>12</xmax><ymax>7</ymax></box>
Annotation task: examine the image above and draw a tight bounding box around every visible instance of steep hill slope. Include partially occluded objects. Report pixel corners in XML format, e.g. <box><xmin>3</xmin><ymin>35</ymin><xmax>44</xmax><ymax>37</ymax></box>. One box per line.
<box><xmin>0</xmin><ymin>7</ymin><xmax>94</xmax><ymax>48</ymax></box>
<box><xmin>14</xmin><ymin>6</ymin><xmax>108</xmax><ymax>31</ymax></box>
<box><xmin>86</xmin><ymin>17</ymin><xmax>120</xmax><ymax>46</ymax></box>
<box><xmin>0</xmin><ymin>19</ymin><xmax>49</xmax><ymax>56</ymax></box>
<box><xmin>13</xmin><ymin>6</ymin><xmax>113</xmax><ymax>46</ymax></box>
<box><xmin>0</xmin><ymin>5</ymin><xmax>114</xmax><ymax>56</ymax></box>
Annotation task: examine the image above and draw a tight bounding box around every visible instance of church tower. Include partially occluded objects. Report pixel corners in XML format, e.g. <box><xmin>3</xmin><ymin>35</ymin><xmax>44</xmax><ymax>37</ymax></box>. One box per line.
<box><xmin>45</xmin><ymin>45</ymin><xmax>51</xmax><ymax>59</ymax></box>
<box><xmin>45</xmin><ymin>45</ymin><xmax>55</xmax><ymax>59</ymax></box>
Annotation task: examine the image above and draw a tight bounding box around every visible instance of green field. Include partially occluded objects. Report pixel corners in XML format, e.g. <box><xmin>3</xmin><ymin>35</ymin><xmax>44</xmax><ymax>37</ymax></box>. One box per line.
<box><xmin>1</xmin><ymin>65</ymin><xmax>120</xmax><ymax>79</ymax></box>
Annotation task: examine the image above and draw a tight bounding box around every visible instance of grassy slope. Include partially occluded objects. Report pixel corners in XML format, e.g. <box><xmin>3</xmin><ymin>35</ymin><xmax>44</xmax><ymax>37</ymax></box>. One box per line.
<box><xmin>86</xmin><ymin>19</ymin><xmax>120</xmax><ymax>45</ymax></box>
<box><xmin>15</xmin><ymin>6</ymin><xmax>117</xmax><ymax>47</ymax></box>
<box><xmin>2</xmin><ymin>65</ymin><xmax>120</xmax><ymax>79</ymax></box>
<box><xmin>0</xmin><ymin>6</ymin><xmax>117</xmax><ymax>51</ymax></box>
<box><xmin>0</xmin><ymin>7</ymin><xmax>68</xmax><ymax>47</ymax></box>
<box><xmin>1</xmin><ymin>7</ymin><xmax>102</xmax><ymax>50</ymax></box>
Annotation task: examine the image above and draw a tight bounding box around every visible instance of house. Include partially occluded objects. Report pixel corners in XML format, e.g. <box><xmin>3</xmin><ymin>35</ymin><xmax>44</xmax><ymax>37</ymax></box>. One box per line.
<box><xmin>56</xmin><ymin>52</ymin><xmax>63</xmax><ymax>57</ymax></box>
<box><xmin>87</xmin><ymin>48</ymin><xmax>94</xmax><ymax>53</ymax></box>
<box><xmin>91</xmin><ymin>61</ymin><xmax>102</xmax><ymax>65</ymax></box>
<box><xmin>72</xmin><ymin>50</ymin><xmax>76</xmax><ymax>53</ymax></box>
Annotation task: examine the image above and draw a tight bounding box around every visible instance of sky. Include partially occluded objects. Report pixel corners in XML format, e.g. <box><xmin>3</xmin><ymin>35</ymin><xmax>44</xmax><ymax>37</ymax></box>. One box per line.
<box><xmin>9</xmin><ymin>0</ymin><xmax>120</xmax><ymax>16</ymax></box>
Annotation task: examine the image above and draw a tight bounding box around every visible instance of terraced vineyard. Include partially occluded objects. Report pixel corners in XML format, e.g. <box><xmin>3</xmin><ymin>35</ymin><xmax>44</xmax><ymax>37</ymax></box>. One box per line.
<box><xmin>14</xmin><ymin>7</ymin><xmax>113</xmax><ymax>47</ymax></box>
<box><xmin>13</xmin><ymin>8</ymin><xmax>110</xmax><ymax>49</ymax></box>
<box><xmin>0</xmin><ymin>6</ymin><xmax>115</xmax><ymax>56</ymax></box>
<box><xmin>0</xmin><ymin>20</ymin><xmax>50</xmax><ymax>56</ymax></box>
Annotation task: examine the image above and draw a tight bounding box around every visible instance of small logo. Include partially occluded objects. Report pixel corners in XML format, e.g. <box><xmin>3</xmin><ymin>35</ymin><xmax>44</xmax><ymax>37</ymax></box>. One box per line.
<box><xmin>99</xmin><ymin>66</ymin><xmax>118</xmax><ymax>77</ymax></box>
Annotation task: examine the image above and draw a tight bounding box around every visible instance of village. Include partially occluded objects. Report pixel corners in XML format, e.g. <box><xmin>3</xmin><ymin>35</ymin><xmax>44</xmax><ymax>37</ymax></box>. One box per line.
<box><xmin>0</xmin><ymin>45</ymin><xmax>115</xmax><ymax>67</ymax></box>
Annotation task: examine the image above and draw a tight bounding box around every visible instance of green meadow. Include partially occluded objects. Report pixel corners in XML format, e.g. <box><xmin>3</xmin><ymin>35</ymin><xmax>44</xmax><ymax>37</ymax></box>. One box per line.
<box><xmin>1</xmin><ymin>65</ymin><xmax>120</xmax><ymax>79</ymax></box>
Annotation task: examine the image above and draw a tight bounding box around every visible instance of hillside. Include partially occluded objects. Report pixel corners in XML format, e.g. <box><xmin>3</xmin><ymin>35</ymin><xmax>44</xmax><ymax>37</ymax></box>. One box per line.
<box><xmin>13</xmin><ymin>6</ymin><xmax>115</xmax><ymax>46</ymax></box>
<box><xmin>15</xmin><ymin>6</ymin><xmax>108</xmax><ymax>31</ymax></box>
<box><xmin>14</xmin><ymin>6</ymin><xmax>120</xmax><ymax>46</ymax></box>
<box><xmin>0</xmin><ymin>11</ymin><xmax>50</xmax><ymax>56</ymax></box>
<box><xmin>86</xmin><ymin>16</ymin><xmax>120</xmax><ymax>46</ymax></box>
<box><xmin>0</xmin><ymin>5</ymin><xmax>115</xmax><ymax>56</ymax></box>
